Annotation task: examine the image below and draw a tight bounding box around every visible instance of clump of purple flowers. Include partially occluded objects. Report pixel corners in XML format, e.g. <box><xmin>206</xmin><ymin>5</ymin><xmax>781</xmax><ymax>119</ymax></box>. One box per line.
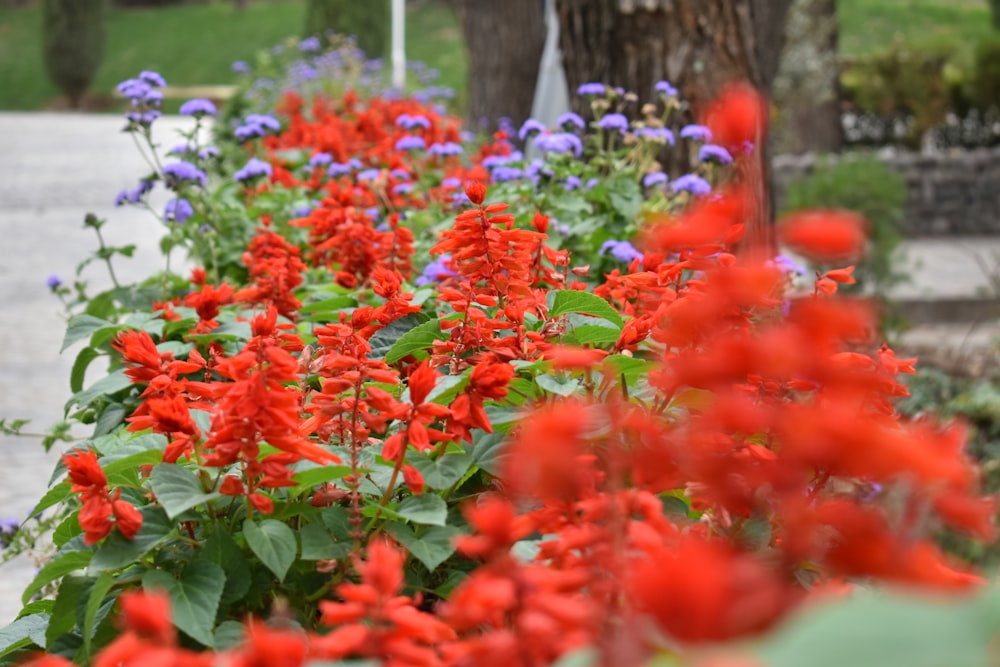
<box><xmin>162</xmin><ymin>162</ymin><xmax>208</xmax><ymax>189</ymax></box>
<box><xmin>672</xmin><ymin>174</ymin><xmax>712</xmax><ymax>196</ymax></box>
<box><xmin>234</xmin><ymin>158</ymin><xmax>273</xmax><ymax>183</ymax></box>
<box><xmin>46</xmin><ymin>275</ymin><xmax>62</xmax><ymax>291</ymax></box>
<box><xmin>394</xmin><ymin>136</ymin><xmax>426</xmax><ymax>151</ymax></box>
<box><xmin>680</xmin><ymin>124</ymin><xmax>713</xmax><ymax>142</ymax></box>
<box><xmin>597</xmin><ymin>113</ymin><xmax>629</xmax><ymax>133</ymax></box>
<box><xmin>115</xmin><ymin>177</ymin><xmax>155</xmax><ymax>205</ymax></box>
<box><xmin>429</xmin><ymin>142</ymin><xmax>463</xmax><ymax>156</ymax></box>
<box><xmin>235</xmin><ymin>114</ymin><xmax>282</xmax><ymax>141</ymax></box>
<box><xmin>0</xmin><ymin>518</ymin><xmax>18</xmax><ymax>550</ymax></box>
<box><xmin>396</xmin><ymin>114</ymin><xmax>432</xmax><ymax>130</ymax></box>
<box><xmin>698</xmin><ymin>144</ymin><xmax>734</xmax><ymax>165</ymax></box>
<box><xmin>416</xmin><ymin>255</ymin><xmax>457</xmax><ymax>286</ymax></box>
<box><xmin>179</xmin><ymin>98</ymin><xmax>217</xmax><ymax>118</ymax></box>
<box><xmin>600</xmin><ymin>239</ymin><xmax>644</xmax><ymax>264</ymax></box>
<box><xmin>533</xmin><ymin>132</ymin><xmax>583</xmax><ymax>157</ymax></box>
<box><xmin>118</xmin><ymin>71</ymin><xmax>166</xmax><ymax>127</ymax></box>
<box><xmin>164</xmin><ymin>197</ymin><xmax>194</xmax><ymax>224</ymax></box>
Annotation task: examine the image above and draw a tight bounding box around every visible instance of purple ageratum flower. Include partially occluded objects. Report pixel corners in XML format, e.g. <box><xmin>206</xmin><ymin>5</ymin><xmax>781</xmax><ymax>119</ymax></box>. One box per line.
<box><xmin>492</xmin><ymin>166</ymin><xmax>523</xmax><ymax>182</ymax></box>
<box><xmin>671</xmin><ymin>174</ymin><xmax>712</xmax><ymax>196</ymax></box>
<box><xmin>642</xmin><ymin>172</ymin><xmax>668</xmax><ymax>188</ymax></box>
<box><xmin>655</xmin><ymin>80</ymin><xmax>678</xmax><ymax>97</ymax></box>
<box><xmin>577</xmin><ymin>82</ymin><xmax>606</xmax><ymax>96</ymax></box>
<box><xmin>138</xmin><ymin>70</ymin><xmax>166</xmax><ymax>88</ymax></box>
<box><xmin>199</xmin><ymin>146</ymin><xmax>219</xmax><ymax>160</ymax></box>
<box><xmin>46</xmin><ymin>275</ymin><xmax>62</xmax><ymax>290</ymax></box>
<box><xmin>680</xmin><ymin>124</ymin><xmax>713</xmax><ymax>142</ymax></box>
<box><xmin>636</xmin><ymin>127</ymin><xmax>676</xmax><ymax>145</ymax></box>
<box><xmin>585</xmin><ymin>177</ymin><xmax>600</xmax><ymax>190</ymax></box>
<box><xmin>394</xmin><ymin>135</ymin><xmax>426</xmax><ymax>151</ymax></box>
<box><xmin>396</xmin><ymin>114</ymin><xmax>431</xmax><ymax>130</ymax></box>
<box><xmin>179</xmin><ymin>98</ymin><xmax>217</xmax><ymax>117</ymax></box>
<box><xmin>357</xmin><ymin>168</ymin><xmax>381</xmax><ymax>182</ymax></box>
<box><xmin>235</xmin><ymin>114</ymin><xmax>281</xmax><ymax>141</ymax></box>
<box><xmin>328</xmin><ymin>162</ymin><xmax>353</xmax><ymax>177</ymax></box>
<box><xmin>442</xmin><ymin>177</ymin><xmax>461</xmax><ymax>189</ymax></box>
<box><xmin>232</xmin><ymin>60</ymin><xmax>250</xmax><ymax>74</ymax></box>
<box><xmin>299</xmin><ymin>36</ymin><xmax>322</xmax><ymax>52</ymax></box>
<box><xmin>234</xmin><ymin>157</ymin><xmax>273</xmax><ymax>183</ymax></box>
<box><xmin>0</xmin><ymin>518</ymin><xmax>18</xmax><ymax>549</ymax></box>
<box><xmin>428</xmin><ymin>141</ymin><xmax>463</xmax><ymax>156</ymax></box>
<box><xmin>698</xmin><ymin>144</ymin><xmax>734</xmax><ymax>165</ymax></box>
<box><xmin>600</xmin><ymin>239</ymin><xmax>644</xmax><ymax>264</ymax></box>
<box><xmin>167</xmin><ymin>143</ymin><xmax>195</xmax><ymax>157</ymax></box>
<box><xmin>533</xmin><ymin>132</ymin><xmax>584</xmax><ymax>157</ymax></box>
<box><xmin>415</xmin><ymin>255</ymin><xmax>457</xmax><ymax>286</ymax></box>
<box><xmin>291</xmin><ymin>204</ymin><xmax>314</xmax><ymax>218</ymax></box>
<box><xmin>164</xmin><ymin>197</ymin><xmax>194</xmax><ymax>223</ymax></box>
<box><xmin>518</xmin><ymin>118</ymin><xmax>547</xmax><ymax>141</ymax></box>
<box><xmin>556</xmin><ymin>112</ymin><xmax>585</xmax><ymax>130</ymax></box>
<box><xmin>564</xmin><ymin>175</ymin><xmax>582</xmax><ymax>191</ymax></box>
<box><xmin>392</xmin><ymin>182</ymin><xmax>414</xmax><ymax>195</ymax></box>
<box><xmin>162</xmin><ymin>161</ymin><xmax>207</xmax><ymax>188</ymax></box>
<box><xmin>390</xmin><ymin>168</ymin><xmax>410</xmax><ymax>180</ymax></box>
<box><xmin>598</xmin><ymin>113</ymin><xmax>629</xmax><ymax>133</ymax></box>
<box><xmin>770</xmin><ymin>254</ymin><xmax>807</xmax><ymax>276</ymax></box>
<box><xmin>308</xmin><ymin>152</ymin><xmax>333</xmax><ymax>168</ymax></box>
<box><xmin>125</xmin><ymin>110</ymin><xmax>162</xmax><ymax>126</ymax></box>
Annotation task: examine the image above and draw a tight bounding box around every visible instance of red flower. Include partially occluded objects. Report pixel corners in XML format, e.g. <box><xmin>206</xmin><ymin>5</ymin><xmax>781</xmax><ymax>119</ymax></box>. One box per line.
<box><xmin>778</xmin><ymin>209</ymin><xmax>868</xmax><ymax>263</ymax></box>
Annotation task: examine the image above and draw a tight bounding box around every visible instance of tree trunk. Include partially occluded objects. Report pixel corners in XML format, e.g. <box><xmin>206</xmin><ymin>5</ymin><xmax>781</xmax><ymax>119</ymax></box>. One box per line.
<box><xmin>452</xmin><ymin>0</ymin><xmax>547</xmax><ymax>130</ymax></box>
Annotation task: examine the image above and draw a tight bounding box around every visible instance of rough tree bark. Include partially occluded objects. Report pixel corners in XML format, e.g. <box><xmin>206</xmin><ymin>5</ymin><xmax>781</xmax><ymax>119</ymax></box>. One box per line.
<box><xmin>451</xmin><ymin>0</ymin><xmax>547</xmax><ymax>130</ymax></box>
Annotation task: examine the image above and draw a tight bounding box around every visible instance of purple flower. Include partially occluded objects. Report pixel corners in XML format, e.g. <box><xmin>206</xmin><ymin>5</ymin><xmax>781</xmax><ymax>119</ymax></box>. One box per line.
<box><xmin>533</xmin><ymin>132</ymin><xmax>583</xmax><ymax>157</ymax></box>
<box><xmin>600</xmin><ymin>240</ymin><xmax>643</xmax><ymax>264</ymax></box>
<box><xmin>357</xmin><ymin>168</ymin><xmax>381</xmax><ymax>182</ymax></box>
<box><xmin>46</xmin><ymin>275</ymin><xmax>62</xmax><ymax>290</ymax></box>
<box><xmin>671</xmin><ymin>174</ymin><xmax>712</xmax><ymax>196</ymax></box>
<box><xmin>680</xmin><ymin>124</ymin><xmax>713</xmax><ymax>142</ymax></box>
<box><xmin>291</xmin><ymin>204</ymin><xmax>314</xmax><ymax>218</ymax></box>
<box><xmin>0</xmin><ymin>518</ymin><xmax>18</xmax><ymax>549</ymax></box>
<box><xmin>328</xmin><ymin>162</ymin><xmax>353</xmax><ymax>177</ymax></box>
<box><xmin>655</xmin><ymin>80</ymin><xmax>678</xmax><ymax>97</ymax></box>
<box><xmin>162</xmin><ymin>161</ymin><xmax>207</xmax><ymax>188</ymax></box>
<box><xmin>390</xmin><ymin>168</ymin><xmax>411</xmax><ymax>180</ymax></box>
<box><xmin>299</xmin><ymin>36</ymin><xmax>322</xmax><ymax>52</ymax></box>
<box><xmin>179</xmin><ymin>98</ymin><xmax>217</xmax><ymax>117</ymax></box>
<box><xmin>392</xmin><ymin>182</ymin><xmax>414</xmax><ymax>195</ymax></box>
<box><xmin>428</xmin><ymin>142</ymin><xmax>463</xmax><ymax>156</ymax></box>
<box><xmin>234</xmin><ymin>157</ymin><xmax>273</xmax><ymax>183</ymax></box>
<box><xmin>564</xmin><ymin>175</ymin><xmax>582</xmax><ymax>191</ymax></box>
<box><xmin>518</xmin><ymin>118</ymin><xmax>547</xmax><ymax>141</ymax></box>
<box><xmin>698</xmin><ymin>144</ymin><xmax>734</xmax><ymax>164</ymax></box>
<box><xmin>396</xmin><ymin>114</ymin><xmax>431</xmax><ymax>130</ymax></box>
<box><xmin>577</xmin><ymin>82</ymin><xmax>606</xmax><ymax>96</ymax></box>
<box><xmin>235</xmin><ymin>114</ymin><xmax>281</xmax><ymax>141</ymax></box>
<box><xmin>556</xmin><ymin>112</ymin><xmax>585</xmax><ymax>130</ymax></box>
<box><xmin>442</xmin><ymin>177</ymin><xmax>461</xmax><ymax>189</ymax></box>
<box><xmin>394</xmin><ymin>135</ymin><xmax>426</xmax><ymax>151</ymax></box>
<box><xmin>416</xmin><ymin>255</ymin><xmax>457</xmax><ymax>286</ymax></box>
<box><xmin>199</xmin><ymin>146</ymin><xmax>219</xmax><ymax>160</ymax></box>
<box><xmin>492</xmin><ymin>166</ymin><xmax>523</xmax><ymax>182</ymax></box>
<box><xmin>598</xmin><ymin>113</ymin><xmax>629</xmax><ymax>133</ymax></box>
<box><xmin>585</xmin><ymin>177</ymin><xmax>600</xmax><ymax>190</ymax></box>
<box><xmin>770</xmin><ymin>254</ymin><xmax>807</xmax><ymax>276</ymax></box>
<box><xmin>164</xmin><ymin>197</ymin><xmax>194</xmax><ymax>223</ymax></box>
<box><xmin>636</xmin><ymin>127</ymin><xmax>675</xmax><ymax>145</ymax></box>
<box><xmin>167</xmin><ymin>143</ymin><xmax>194</xmax><ymax>157</ymax></box>
<box><xmin>232</xmin><ymin>60</ymin><xmax>250</xmax><ymax>74</ymax></box>
<box><xmin>642</xmin><ymin>172</ymin><xmax>668</xmax><ymax>188</ymax></box>
<box><xmin>308</xmin><ymin>152</ymin><xmax>333</xmax><ymax>168</ymax></box>
<box><xmin>138</xmin><ymin>70</ymin><xmax>166</xmax><ymax>88</ymax></box>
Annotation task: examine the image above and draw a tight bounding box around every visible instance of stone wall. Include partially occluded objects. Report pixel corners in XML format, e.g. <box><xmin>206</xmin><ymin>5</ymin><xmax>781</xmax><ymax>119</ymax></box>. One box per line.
<box><xmin>772</xmin><ymin>147</ymin><xmax>1000</xmax><ymax>236</ymax></box>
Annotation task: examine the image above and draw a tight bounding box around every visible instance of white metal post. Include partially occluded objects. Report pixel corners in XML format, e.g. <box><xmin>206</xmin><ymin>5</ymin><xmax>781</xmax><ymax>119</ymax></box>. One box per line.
<box><xmin>391</xmin><ymin>0</ymin><xmax>406</xmax><ymax>90</ymax></box>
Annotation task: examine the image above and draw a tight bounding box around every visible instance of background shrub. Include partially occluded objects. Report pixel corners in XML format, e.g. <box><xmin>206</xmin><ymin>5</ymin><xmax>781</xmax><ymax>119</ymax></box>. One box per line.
<box><xmin>303</xmin><ymin>0</ymin><xmax>388</xmax><ymax>58</ymax></box>
<box><xmin>42</xmin><ymin>0</ymin><xmax>107</xmax><ymax>108</ymax></box>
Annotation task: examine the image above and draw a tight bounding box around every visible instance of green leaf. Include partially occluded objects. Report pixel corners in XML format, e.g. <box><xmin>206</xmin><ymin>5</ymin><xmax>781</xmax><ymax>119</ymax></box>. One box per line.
<box><xmin>406</xmin><ymin>451</ymin><xmax>473</xmax><ymax>490</ymax></box>
<box><xmin>46</xmin><ymin>576</ymin><xmax>87</xmax><ymax>647</ymax></box>
<box><xmin>203</xmin><ymin>525</ymin><xmax>252</xmax><ymax>605</ymax></box>
<box><xmin>535</xmin><ymin>374</ymin><xmax>582</xmax><ymax>397</ymax></box>
<box><xmin>66</xmin><ymin>370</ymin><xmax>133</xmax><ymax>413</ymax></box>
<box><xmin>243</xmin><ymin>519</ymin><xmax>297</xmax><ymax>582</ymax></box>
<box><xmin>387</xmin><ymin>524</ymin><xmax>460</xmax><ymax>571</ymax></box>
<box><xmin>299</xmin><ymin>522</ymin><xmax>349</xmax><ymax>561</ymax></box>
<box><xmin>22</xmin><ymin>550</ymin><xmax>93</xmax><ymax>605</ymax></box>
<box><xmin>81</xmin><ymin>572</ymin><xmax>115</xmax><ymax>658</ymax></box>
<box><xmin>603</xmin><ymin>354</ymin><xmax>657</xmax><ymax>385</ymax></box>
<box><xmin>53</xmin><ymin>513</ymin><xmax>83</xmax><ymax>547</ymax></box>
<box><xmin>89</xmin><ymin>506</ymin><xmax>173</xmax><ymax>573</ymax></box>
<box><xmin>102</xmin><ymin>449</ymin><xmax>164</xmax><ymax>487</ymax></box>
<box><xmin>30</xmin><ymin>482</ymin><xmax>72</xmax><ymax>518</ymax></box>
<box><xmin>299</xmin><ymin>296</ymin><xmax>356</xmax><ymax>314</ymax></box>
<box><xmin>396</xmin><ymin>494</ymin><xmax>447</xmax><ymax>526</ymax></box>
<box><xmin>61</xmin><ymin>315</ymin><xmax>114</xmax><ymax>353</ymax></box>
<box><xmin>291</xmin><ymin>465</ymin><xmax>352</xmax><ymax>491</ymax></box>
<box><xmin>213</xmin><ymin>621</ymin><xmax>246</xmax><ymax>650</ymax></box>
<box><xmin>148</xmin><ymin>464</ymin><xmax>219</xmax><ymax>520</ymax></box>
<box><xmin>143</xmin><ymin>559</ymin><xmax>225</xmax><ymax>647</ymax></box>
<box><xmin>0</xmin><ymin>614</ymin><xmax>48</xmax><ymax>659</ymax></box>
<box><xmin>549</xmin><ymin>290</ymin><xmax>623</xmax><ymax>327</ymax></box>
<box><xmin>384</xmin><ymin>318</ymin><xmax>445</xmax><ymax>363</ymax></box>
<box><xmin>564</xmin><ymin>324</ymin><xmax>621</xmax><ymax>346</ymax></box>
<box><xmin>70</xmin><ymin>348</ymin><xmax>101</xmax><ymax>394</ymax></box>
<box><xmin>468</xmin><ymin>431</ymin><xmax>507</xmax><ymax>476</ymax></box>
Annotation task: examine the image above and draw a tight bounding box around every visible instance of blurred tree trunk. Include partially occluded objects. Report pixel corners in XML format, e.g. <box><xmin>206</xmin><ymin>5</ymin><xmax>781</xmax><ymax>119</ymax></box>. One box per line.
<box><xmin>451</xmin><ymin>0</ymin><xmax>546</xmax><ymax>130</ymax></box>
<box><xmin>233</xmin><ymin>0</ymin><xmax>247</xmax><ymax>11</ymax></box>
<box><xmin>772</xmin><ymin>0</ymin><xmax>842</xmax><ymax>154</ymax></box>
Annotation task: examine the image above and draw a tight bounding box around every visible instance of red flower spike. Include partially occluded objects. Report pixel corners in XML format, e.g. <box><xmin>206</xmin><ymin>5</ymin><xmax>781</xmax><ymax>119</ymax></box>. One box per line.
<box><xmin>778</xmin><ymin>209</ymin><xmax>868</xmax><ymax>263</ymax></box>
<box><xmin>118</xmin><ymin>590</ymin><xmax>174</xmax><ymax>643</ymax></box>
<box><xmin>703</xmin><ymin>82</ymin><xmax>768</xmax><ymax>151</ymax></box>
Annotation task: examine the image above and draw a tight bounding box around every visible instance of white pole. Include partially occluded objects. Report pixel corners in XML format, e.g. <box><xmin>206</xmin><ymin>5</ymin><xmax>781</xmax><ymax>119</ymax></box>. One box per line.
<box><xmin>391</xmin><ymin>0</ymin><xmax>406</xmax><ymax>90</ymax></box>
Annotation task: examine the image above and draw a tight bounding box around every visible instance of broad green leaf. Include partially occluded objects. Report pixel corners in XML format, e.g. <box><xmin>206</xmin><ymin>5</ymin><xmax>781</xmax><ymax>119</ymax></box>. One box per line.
<box><xmin>61</xmin><ymin>315</ymin><xmax>114</xmax><ymax>353</ymax></box>
<box><xmin>549</xmin><ymin>290</ymin><xmax>623</xmax><ymax>327</ymax></box>
<box><xmin>46</xmin><ymin>576</ymin><xmax>87</xmax><ymax>647</ymax></box>
<box><xmin>70</xmin><ymin>348</ymin><xmax>101</xmax><ymax>394</ymax></box>
<box><xmin>300</xmin><ymin>522</ymin><xmax>349</xmax><ymax>561</ymax></box>
<box><xmin>102</xmin><ymin>449</ymin><xmax>164</xmax><ymax>487</ymax></box>
<box><xmin>81</xmin><ymin>572</ymin><xmax>115</xmax><ymax>658</ymax></box>
<box><xmin>22</xmin><ymin>550</ymin><xmax>93</xmax><ymax>605</ymax></box>
<box><xmin>468</xmin><ymin>431</ymin><xmax>507</xmax><ymax>476</ymax></box>
<box><xmin>143</xmin><ymin>559</ymin><xmax>225</xmax><ymax>647</ymax></box>
<box><xmin>148</xmin><ymin>464</ymin><xmax>219</xmax><ymax>520</ymax></box>
<box><xmin>406</xmin><ymin>451</ymin><xmax>473</xmax><ymax>490</ymax></box>
<box><xmin>291</xmin><ymin>465</ymin><xmax>352</xmax><ymax>491</ymax></box>
<box><xmin>214</xmin><ymin>621</ymin><xmax>246</xmax><ymax>650</ymax></box>
<box><xmin>53</xmin><ymin>513</ymin><xmax>83</xmax><ymax>547</ymax></box>
<box><xmin>156</xmin><ymin>341</ymin><xmax>194</xmax><ymax>357</ymax></box>
<box><xmin>426</xmin><ymin>373</ymin><xmax>468</xmax><ymax>405</ymax></box>
<box><xmin>384</xmin><ymin>318</ymin><xmax>446</xmax><ymax>363</ymax></box>
<box><xmin>203</xmin><ymin>525</ymin><xmax>252</xmax><ymax>605</ymax></box>
<box><xmin>89</xmin><ymin>506</ymin><xmax>173</xmax><ymax>573</ymax></box>
<box><xmin>243</xmin><ymin>519</ymin><xmax>297</xmax><ymax>582</ymax></box>
<box><xmin>396</xmin><ymin>494</ymin><xmax>447</xmax><ymax>526</ymax></box>
<box><xmin>564</xmin><ymin>324</ymin><xmax>621</xmax><ymax>346</ymax></box>
<box><xmin>30</xmin><ymin>482</ymin><xmax>72</xmax><ymax>518</ymax></box>
<box><xmin>369</xmin><ymin>313</ymin><xmax>432</xmax><ymax>360</ymax></box>
<box><xmin>535</xmin><ymin>374</ymin><xmax>582</xmax><ymax>397</ymax></box>
<box><xmin>299</xmin><ymin>296</ymin><xmax>356</xmax><ymax>314</ymax></box>
<box><xmin>0</xmin><ymin>614</ymin><xmax>48</xmax><ymax>659</ymax></box>
<box><xmin>188</xmin><ymin>321</ymin><xmax>252</xmax><ymax>343</ymax></box>
<box><xmin>387</xmin><ymin>524</ymin><xmax>460</xmax><ymax>571</ymax></box>
<box><xmin>66</xmin><ymin>370</ymin><xmax>132</xmax><ymax>413</ymax></box>
<box><xmin>603</xmin><ymin>354</ymin><xmax>657</xmax><ymax>385</ymax></box>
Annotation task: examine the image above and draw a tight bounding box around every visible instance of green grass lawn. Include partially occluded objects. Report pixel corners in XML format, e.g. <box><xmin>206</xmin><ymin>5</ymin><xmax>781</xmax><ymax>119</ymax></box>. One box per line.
<box><xmin>0</xmin><ymin>0</ymin><xmax>991</xmax><ymax>111</ymax></box>
<box><xmin>0</xmin><ymin>0</ymin><xmax>465</xmax><ymax>111</ymax></box>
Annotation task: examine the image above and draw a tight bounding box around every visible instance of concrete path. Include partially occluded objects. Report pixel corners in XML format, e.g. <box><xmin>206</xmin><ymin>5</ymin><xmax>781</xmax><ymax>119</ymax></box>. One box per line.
<box><xmin>1</xmin><ymin>112</ymin><xmax>999</xmax><ymax>626</ymax></box>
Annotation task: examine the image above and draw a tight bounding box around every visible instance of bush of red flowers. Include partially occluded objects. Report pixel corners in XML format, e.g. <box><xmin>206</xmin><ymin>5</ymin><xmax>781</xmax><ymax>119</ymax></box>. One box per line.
<box><xmin>2</xmin><ymin>50</ymin><xmax>999</xmax><ymax>667</ymax></box>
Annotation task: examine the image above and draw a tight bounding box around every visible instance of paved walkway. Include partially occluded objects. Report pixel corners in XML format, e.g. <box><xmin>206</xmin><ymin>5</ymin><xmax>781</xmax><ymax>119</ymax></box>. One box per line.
<box><xmin>1</xmin><ymin>112</ymin><xmax>1000</xmax><ymax>625</ymax></box>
